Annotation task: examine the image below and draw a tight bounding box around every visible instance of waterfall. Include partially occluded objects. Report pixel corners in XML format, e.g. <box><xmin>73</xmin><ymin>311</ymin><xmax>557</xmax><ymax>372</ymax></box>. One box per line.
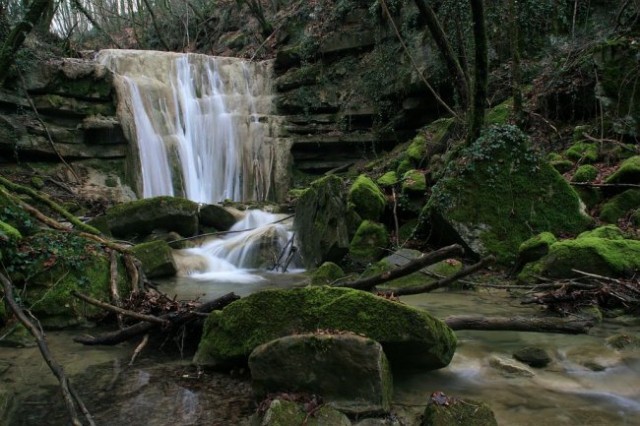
<box><xmin>98</xmin><ymin>50</ymin><xmax>299</xmax><ymax>282</ymax></box>
<box><xmin>98</xmin><ymin>49</ymin><xmax>278</xmax><ymax>204</ymax></box>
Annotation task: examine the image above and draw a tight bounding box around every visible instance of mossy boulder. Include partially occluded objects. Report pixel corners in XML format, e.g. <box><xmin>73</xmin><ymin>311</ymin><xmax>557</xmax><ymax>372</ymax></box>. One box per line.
<box><xmin>348</xmin><ymin>175</ymin><xmax>386</xmax><ymax>221</ymax></box>
<box><xmin>294</xmin><ymin>176</ymin><xmax>351</xmax><ymax>268</ymax></box>
<box><xmin>249</xmin><ymin>333</ymin><xmax>392</xmax><ymax>415</ymax></box>
<box><xmin>349</xmin><ymin>221</ymin><xmax>389</xmax><ymax>264</ymax></box>
<box><xmin>407</xmin><ymin>134</ymin><xmax>427</xmax><ymax>164</ymax></box>
<box><xmin>523</xmin><ymin>237</ymin><xmax>640</xmax><ymax>279</ymax></box>
<box><xmin>194</xmin><ymin>286</ymin><xmax>457</xmax><ymax>371</ymax></box>
<box><xmin>91</xmin><ymin>196</ymin><xmax>199</xmax><ymax>240</ymax></box>
<box><xmin>422</xmin><ymin>397</ymin><xmax>498</xmax><ymax>426</ymax></box>
<box><xmin>572</xmin><ymin>164</ymin><xmax>598</xmax><ymax>182</ymax></box>
<box><xmin>578</xmin><ymin>225</ymin><xmax>626</xmax><ymax>240</ymax></box>
<box><xmin>423</xmin><ymin>125</ymin><xmax>591</xmax><ymax>264</ymax></box>
<box><xmin>564</xmin><ymin>142</ymin><xmax>598</xmax><ymax>163</ymax></box>
<box><xmin>517</xmin><ymin>232</ymin><xmax>557</xmax><ymax>264</ymax></box>
<box><xmin>550</xmin><ymin>158</ymin><xmax>575</xmax><ymax>174</ymax></box>
<box><xmin>377</xmin><ymin>171</ymin><xmax>398</xmax><ymax>187</ymax></box>
<box><xmin>605</xmin><ymin>155</ymin><xmax>640</xmax><ymax>185</ymax></box>
<box><xmin>253</xmin><ymin>399</ymin><xmax>351</xmax><ymax>426</ymax></box>
<box><xmin>485</xmin><ymin>98</ymin><xmax>513</xmax><ymax>125</ymax></box>
<box><xmin>513</xmin><ymin>346</ymin><xmax>552</xmax><ymax>368</ymax></box>
<box><xmin>599</xmin><ymin>189</ymin><xmax>640</xmax><ymax>223</ymax></box>
<box><xmin>130</xmin><ymin>240</ymin><xmax>177</xmax><ymax>278</ymax></box>
<box><xmin>402</xmin><ymin>169</ymin><xmax>427</xmax><ymax>194</ymax></box>
<box><xmin>310</xmin><ymin>262</ymin><xmax>345</xmax><ymax>286</ymax></box>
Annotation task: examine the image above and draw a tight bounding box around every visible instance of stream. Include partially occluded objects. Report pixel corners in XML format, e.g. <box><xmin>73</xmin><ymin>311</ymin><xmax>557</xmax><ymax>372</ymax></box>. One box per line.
<box><xmin>3</xmin><ymin>284</ymin><xmax>639</xmax><ymax>425</ymax></box>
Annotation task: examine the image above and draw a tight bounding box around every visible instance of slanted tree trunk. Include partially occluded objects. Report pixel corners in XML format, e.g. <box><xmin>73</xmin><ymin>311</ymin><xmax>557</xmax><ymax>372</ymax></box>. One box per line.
<box><xmin>467</xmin><ymin>0</ymin><xmax>488</xmax><ymax>144</ymax></box>
<box><xmin>0</xmin><ymin>0</ymin><xmax>52</xmax><ymax>86</ymax></box>
<box><xmin>508</xmin><ymin>0</ymin><xmax>523</xmax><ymax>118</ymax></box>
<box><xmin>413</xmin><ymin>0</ymin><xmax>469</xmax><ymax>108</ymax></box>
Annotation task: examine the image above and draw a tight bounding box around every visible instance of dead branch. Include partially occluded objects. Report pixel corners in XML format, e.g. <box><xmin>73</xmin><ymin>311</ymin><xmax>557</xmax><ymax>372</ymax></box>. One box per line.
<box><xmin>109</xmin><ymin>250</ymin><xmax>124</xmax><ymax>329</ymax></box>
<box><xmin>335</xmin><ymin>244</ymin><xmax>464</xmax><ymax>291</ymax></box>
<box><xmin>570</xmin><ymin>182</ymin><xmax>640</xmax><ymax>189</ymax></box>
<box><xmin>1</xmin><ymin>271</ymin><xmax>95</xmax><ymax>426</ymax></box>
<box><xmin>444</xmin><ymin>314</ymin><xmax>593</xmax><ymax>334</ymax></box>
<box><xmin>388</xmin><ymin>255</ymin><xmax>494</xmax><ymax>296</ymax></box>
<box><xmin>129</xmin><ymin>334</ymin><xmax>149</xmax><ymax>366</ymax></box>
<box><xmin>71</xmin><ymin>290</ymin><xmax>169</xmax><ymax>326</ymax></box>
<box><xmin>73</xmin><ymin>292</ymin><xmax>240</xmax><ymax>346</ymax></box>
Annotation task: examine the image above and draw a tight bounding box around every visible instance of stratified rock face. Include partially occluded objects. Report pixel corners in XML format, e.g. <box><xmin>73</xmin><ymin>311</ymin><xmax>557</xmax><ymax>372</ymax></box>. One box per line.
<box><xmin>91</xmin><ymin>196</ymin><xmax>199</xmax><ymax>240</ymax></box>
<box><xmin>294</xmin><ymin>175</ymin><xmax>351</xmax><ymax>268</ymax></box>
<box><xmin>194</xmin><ymin>286</ymin><xmax>457</xmax><ymax>371</ymax></box>
<box><xmin>249</xmin><ymin>333</ymin><xmax>392</xmax><ymax>415</ymax></box>
<box><xmin>423</xmin><ymin>125</ymin><xmax>592</xmax><ymax>263</ymax></box>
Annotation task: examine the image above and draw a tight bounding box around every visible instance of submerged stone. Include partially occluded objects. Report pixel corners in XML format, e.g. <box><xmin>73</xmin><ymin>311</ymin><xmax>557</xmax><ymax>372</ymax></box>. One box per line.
<box><xmin>194</xmin><ymin>286</ymin><xmax>456</xmax><ymax>371</ymax></box>
<box><xmin>513</xmin><ymin>346</ymin><xmax>552</xmax><ymax>368</ymax></box>
<box><xmin>249</xmin><ymin>333</ymin><xmax>392</xmax><ymax>415</ymax></box>
<box><xmin>422</xmin><ymin>125</ymin><xmax>591</xmax><ymax>263</ymax></box>
<box><xmin>199</xmin><ymin>204</ymin><xmax>237</xmax><ymax>231</ymax></box>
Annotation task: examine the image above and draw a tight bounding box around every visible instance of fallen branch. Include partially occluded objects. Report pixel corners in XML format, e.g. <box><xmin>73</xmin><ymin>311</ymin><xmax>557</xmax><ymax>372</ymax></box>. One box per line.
<box><xmin>1</xmin><ymin>272</ymin><xmax>95</xmax><ymax>426</ymax></box>
<box><xmin>73</xmin><ymin>292</ymin><xmax>240</xmax><ymax>346</ymax></box>
<box><xmin>335</xmin><ymin>244</ymin><xmax>464</xmax><ymax>291</ymax></box>
<box><xmin>570</xmin><ymin>182</ymin><xmax>640</xmax><ymax>189</ymax></box>
<box><xmin>443</xmin><ymin>314</ymin><xmax>593</xmax><ymax>334</ymax></box>
<box><xmin>71</xmin><ymin>291</ymin><xmax>169</xmax><ymax>326</ymax></box>
<box><xmin>388</xmin><ymin>255</ymin><xmax>494</xmax><ymax>296</ymax></box>
<box><xmin>129</xmin><ymin>334</ymin><xmax>149</xmax><ymax>366</ymax></box>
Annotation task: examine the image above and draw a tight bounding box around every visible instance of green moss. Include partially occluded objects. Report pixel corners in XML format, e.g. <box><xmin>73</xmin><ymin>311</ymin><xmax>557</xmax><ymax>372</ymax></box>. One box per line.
<box><xmin>540</xmin><ymin>237</ymin><xmax>640</xmax><ymax>278</ymax></box>
<box><xmin>605</xmin><ymin>155</ymin><xmax>640</xmax><ymax>184</ymax></box>
<box><xmin>377</xmin><ymin>171</ymin><xmax>398</xmax><ymax>187</ymax></box>
<box><xmin>575</xmin><ymin>187</ymin><xmax>602</xmax><ymax>210</ymax></box>
<box><xmin>599</xmin><ymin>189</ymin><xmax>640</xmax><ymax>223</ymax></box>
<box><xmin>398</xmin><ymin>219</ymin><xmax>418</xmax><ymax>242</ymax></box>
<box><xmin>631</xmin><ymin>209</ymin><xmax>640</xmax><ymax>226</ymax></box>
<box><xmin>485</xmin><ymin>98</ymin><xmax>513</xmax><ymax>125</ymax></box>
<box><xmin>551</xmin><ymin>159</ymin><xmax>575</xmax><ymax>173</ymax></box>
<box><xmin>426</xmin><ymin>125</ymin><xmax>591</xmax><ymax>264</ymax></box>
<box><xmin>194</xmin><ymin>286</ymin><xmax>457</xmax><ymax>370</ymax></box>
<box><xmin>0</xmin><ymin>220</ymin><xmax>21</xmax><ymax>240</ymax></box>
<box><xmin>30</xmin><ymin>176</ymin><xmax>45</xmax><ymax>189</ymax></box>
<box><xmin>348</xmin><ymin>175</ymin><xmax>386</xmax><ymax>221</ymax></box>
<box><xmin>349</xmin><ymin>220</ymin><xmax>389</xmax><ymax>263</ymax></box>
<box><xmin>402</xmin><ymin>169</ymin><xmax>426</xmax><ymax>194</ymax></box>
<box><xmin>369</xmin><ymin>258</ymin><xmax>462</xmax><ymax>291</ymax></box>
<box><xmin>396</xmin><ymin>159</ymin><xmax>412</xmax><ymax>176</ymax></box>
<box><xmin>572</xmin><ymin>164</ymin><xmax>598</xmax><ymax>182</ymax></box>
<box><xmin>564</xmin><ymin>142</ymin><xmax>599</xmax><ymax>163</ymax></box>
<box><xmin>578</xmin><ymin>225</ymin><xmax>626</xmax><ymax>240</ymax></box>
<box><xmin>407</xmin><ymin>134</ymin><xmax>427</xmax><ymax>163</ymax></box>
<box><xmin>130</xmin><ymin>240</ymin><xmax>177</xmax><ymax>278</ymax></box>
<box><xmin>519</xmin><ymin>232</ymin><xmax>557</xmax><ymax>254</ymax></box>
<box><xmin>310</xmin><ymin>262</ymin><xmax>345</xmax><ymax>286</ymax></box>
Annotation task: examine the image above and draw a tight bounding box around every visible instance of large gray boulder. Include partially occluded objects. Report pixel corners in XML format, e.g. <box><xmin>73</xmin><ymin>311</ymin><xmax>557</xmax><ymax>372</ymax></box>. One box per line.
<box><xmin>249</xmin><ymin>333</ymin><xmax>392</xmax><ymax>415</ymax></box>
<box><xmin>194</xmin><ymin>286</ymin><xmax>457</xmax><ymax>371</ymax></box>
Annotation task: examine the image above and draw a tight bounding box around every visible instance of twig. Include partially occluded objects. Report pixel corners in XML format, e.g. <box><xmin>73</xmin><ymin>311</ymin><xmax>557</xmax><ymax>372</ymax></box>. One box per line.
<box><xmin>129</xmin><ymin>334</ymin><xmax>149</xmax><ymax>366</ymax></box>
<box><xmin>1</xmin><ymin>272</ymin><xmax>94</xmax><ymax>426</ymax></box>
<box><xmin>109</xmin><ymin>250</ymin><xmax>124</xmax><ymax>329</ymax></box>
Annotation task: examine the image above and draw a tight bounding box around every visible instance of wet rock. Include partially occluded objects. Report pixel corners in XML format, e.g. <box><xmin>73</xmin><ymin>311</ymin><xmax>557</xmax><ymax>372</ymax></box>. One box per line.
<box><xmin>513</xmin><ymin>346</ymin><xmax>552</xmax><ymax>368</ymax></box>
<box><xmin>194</xmin><ymin>286</ymin><xmax>457</xmax><ymax>371</ymax></box>
<box><xmin>199</xmin><ymin>204</ymin><xmax>237</xmax><ymax>231</ymax></box>
<box><xmin>348</xmin><ymin>174</ymin><xmax>386</xmax><ymax>222</ymax></box>
<box><xmin>310</xmin><ymin>262</ymin><xmax>345</xmax><ymax>286</ymax></box>
<box><xmin>130</xmin><ymin>240</ymin><xmax>177</xmax><ymax>278</ymax></box>
<box><xmin>421</xmin><ymin>125</ymin><xmax>591</xmax><ymax>264</ymax></box>
<box><xmin>253</xmin><ymin>399</ymin><xmax>351</xmax><ymax>426</ymax></box>
<box><xmin>249</xmin><ymin>333</ymin><xmax>392</xmax><ymax>415</ymax></box>
<box><xmin>422</xmin><ymin>396</ymin><xmax>498</xmax><ymax>426</ymax></box>
<box><xmin>294</xmin><ymin>176</ymin><xmax>351</xmax><ymax>268</ymax></box>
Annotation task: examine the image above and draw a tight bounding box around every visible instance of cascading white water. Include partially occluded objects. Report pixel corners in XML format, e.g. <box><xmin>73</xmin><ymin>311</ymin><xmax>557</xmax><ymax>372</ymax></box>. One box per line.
<box><xmin>99</xmin><ymin>50</ymin><xmax>298</xmax><ymax>281</ymax></box>
<box><xmin>98</xmin><ymin>49</ymin><xmax>277</xmax><ymax>204</ymax></box>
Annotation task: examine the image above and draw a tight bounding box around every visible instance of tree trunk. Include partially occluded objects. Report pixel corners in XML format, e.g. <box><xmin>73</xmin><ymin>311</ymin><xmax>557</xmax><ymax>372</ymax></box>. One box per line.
<box><xmin>508</xmin><ymin>0</ymin><xmax>523</xmax><ymax>117</ymax></box>
<box><xmin>413</xmin><ymin>0</ymin><xmax>469</xmax><ymax>108</ymax></box>
<box><xmin>467</xmin><ymin>0</ymin><xmax>488</xmax><ymax>144</ymax></box>
<box><xmin>0</xmin><ymin>0</ymin><xmax>52</xmax><ymax>86</ymax></box>
<box><xmin>444</xmin><ymin>315</ymin><xmax>593</xmax><ymax>334</ymax></box>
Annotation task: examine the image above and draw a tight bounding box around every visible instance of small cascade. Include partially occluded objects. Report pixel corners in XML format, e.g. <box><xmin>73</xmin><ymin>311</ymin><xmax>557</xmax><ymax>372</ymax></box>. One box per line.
<box><xmin>98</xmin><ymin>49</ymin><xmax>280</xmax><ymax>204</ymax></box>
<box><xmin>174</xmin><ymin>210</ymin><xmax>299</xmax><ymax>283</ymax></box>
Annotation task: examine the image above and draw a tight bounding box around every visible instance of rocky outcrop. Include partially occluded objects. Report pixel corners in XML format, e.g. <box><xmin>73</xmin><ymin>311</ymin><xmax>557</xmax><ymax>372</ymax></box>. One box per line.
<box><xmin>421</xmin><ymin>125</ymin><xmax>592</xmax><ymax>263</ymax></box>
<box><xmin>194</xmin><ymin>286</ymin><xmax>457</xmax><ymax>371</ymax></box>
<box><xmin>249</xmin><ymin>333</ymin><xmax>393</xmax><ymax>415</ymax></box>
